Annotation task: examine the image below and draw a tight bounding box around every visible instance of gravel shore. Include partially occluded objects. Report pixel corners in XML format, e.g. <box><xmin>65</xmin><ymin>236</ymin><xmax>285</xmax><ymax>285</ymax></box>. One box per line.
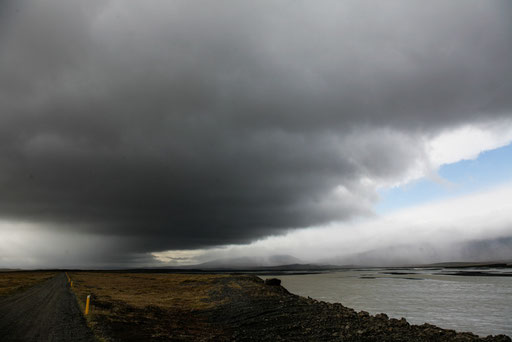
<box><xmin>206</xmin><ymin>276</ymin><xmax>511</xmax><ymax>342</ymax></box>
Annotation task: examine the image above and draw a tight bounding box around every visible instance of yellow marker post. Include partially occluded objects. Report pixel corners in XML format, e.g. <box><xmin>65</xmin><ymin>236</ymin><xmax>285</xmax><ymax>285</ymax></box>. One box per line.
<box><xmin>70</xmin><ymin>281</ymin><xmax>73</xmax><ymax>288</ymax></box>
<box><xmin>85</xmin><ymin>295</ymin><xmax>91</xmax><ymax>315</ymax></box>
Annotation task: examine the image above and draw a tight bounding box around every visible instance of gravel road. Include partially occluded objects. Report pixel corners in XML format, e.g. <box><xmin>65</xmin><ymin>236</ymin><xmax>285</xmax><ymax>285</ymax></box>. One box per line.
<box><xmin>0</xmin><ymin>273</ymin><xmax>96</xmax><ymax>342</ymax></box>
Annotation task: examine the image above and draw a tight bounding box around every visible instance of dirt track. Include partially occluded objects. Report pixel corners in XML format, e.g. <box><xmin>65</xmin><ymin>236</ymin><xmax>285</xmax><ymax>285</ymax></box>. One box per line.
<box><xmin>0</xmin><ymin>273</ymin><xmax>96</xmax><ymax>342</ymax></box>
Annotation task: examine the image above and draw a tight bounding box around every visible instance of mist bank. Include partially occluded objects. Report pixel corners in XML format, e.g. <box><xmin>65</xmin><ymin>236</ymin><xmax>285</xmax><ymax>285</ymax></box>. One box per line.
<box><xmin>151</xmin><ymin>184</ymin><xmax>512</xmax><ymax>268</ymax></box>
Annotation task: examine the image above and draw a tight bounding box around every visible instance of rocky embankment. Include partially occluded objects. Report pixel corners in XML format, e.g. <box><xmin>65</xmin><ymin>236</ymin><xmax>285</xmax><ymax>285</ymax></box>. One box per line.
<box><xmin>206</xmin><ymin>276</ymin><xmax>511</xmax><ymax>342</ymax></box>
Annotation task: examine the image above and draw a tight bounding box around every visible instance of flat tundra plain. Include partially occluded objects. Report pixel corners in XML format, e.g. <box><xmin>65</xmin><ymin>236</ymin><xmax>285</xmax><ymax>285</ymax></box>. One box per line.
<box><xmin>0</xmin><ymin>271</ymin><xmax>511</xmax><ymax>342</ymax></box>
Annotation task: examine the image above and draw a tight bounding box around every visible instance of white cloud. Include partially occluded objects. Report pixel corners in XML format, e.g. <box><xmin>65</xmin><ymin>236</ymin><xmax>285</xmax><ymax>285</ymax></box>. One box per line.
<box><xmin>368</xmin><ymin>118</ymin><xmax>512</xmax><ymax>189</ymax></box>
<box><xmin>152</xmin><ymin>249</ymin><xmax>206</xmax><ymax>265</ymax></box>
<box><xmin>427</xmin><ymin>119</ymin><xmax>512</xmax><ymax>167</ymax></box>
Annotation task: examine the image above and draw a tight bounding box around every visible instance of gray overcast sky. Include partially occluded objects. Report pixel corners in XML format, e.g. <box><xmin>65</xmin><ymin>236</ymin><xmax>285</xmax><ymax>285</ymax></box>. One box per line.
<box><xmin>1</xmin><ymin>0</ymin><xmax>511</xmax><ymax>267</ymax></box>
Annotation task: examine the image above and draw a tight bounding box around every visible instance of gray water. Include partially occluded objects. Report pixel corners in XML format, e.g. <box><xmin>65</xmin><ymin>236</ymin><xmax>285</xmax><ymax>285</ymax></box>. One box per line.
<box><xmin>263</xmin><ymin>269</ymin><xmax>512</xmax><ymax>337</ymax></box>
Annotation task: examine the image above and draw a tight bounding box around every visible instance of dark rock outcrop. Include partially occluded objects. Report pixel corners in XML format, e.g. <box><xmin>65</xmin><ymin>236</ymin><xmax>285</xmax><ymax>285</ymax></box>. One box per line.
<box><xmin>264</xmin><ymin>278</ymin><xmax>281</xmax><ymax>286</ymax></box>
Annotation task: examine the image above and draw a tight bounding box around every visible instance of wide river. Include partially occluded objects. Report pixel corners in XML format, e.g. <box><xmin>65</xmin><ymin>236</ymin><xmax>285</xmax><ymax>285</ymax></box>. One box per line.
<box><xmin>262</xmin><ymin>268</ymin><xmax>512</xmax><ymax>337</ymax></box>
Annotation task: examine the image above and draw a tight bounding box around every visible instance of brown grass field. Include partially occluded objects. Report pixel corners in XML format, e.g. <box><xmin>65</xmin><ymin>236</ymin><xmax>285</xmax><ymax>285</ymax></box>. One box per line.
<box><xmin>68</xmin><ymin>272</ymin><xmax>273</xmax><ymax>341</ymax></box>
<box><xmin>0</xmin><ymin>271</ymin><xmax>56</xmax><ymax>297</ymax></box>
<box><xmin>70</xmin><ymin>273</ymin><xmax>232</xmax><ymax>311</ymax></box>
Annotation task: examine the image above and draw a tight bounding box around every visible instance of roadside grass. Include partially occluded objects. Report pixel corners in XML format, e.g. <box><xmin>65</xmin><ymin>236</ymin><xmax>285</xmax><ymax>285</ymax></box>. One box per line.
<box><xmin>67</xmin><ymin>272</ymin><xmax>243</xmax><ymax>341</ymax></box>
<box><xmin>69</xmin><ymin>273</ymin><xmax>231</xmax><ymax>310</ymax></box>
<box><xmin>0</xmin><ymin>271</ymin><xmax>56</xmax><ymax>297</ymax></box>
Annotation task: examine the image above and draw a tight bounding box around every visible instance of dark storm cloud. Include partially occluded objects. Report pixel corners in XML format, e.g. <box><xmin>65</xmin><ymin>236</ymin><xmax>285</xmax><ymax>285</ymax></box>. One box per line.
<box><xmin>1</xmin><ymin>0</ymin><xmax>511</xmax><ymax>257</ymax></box>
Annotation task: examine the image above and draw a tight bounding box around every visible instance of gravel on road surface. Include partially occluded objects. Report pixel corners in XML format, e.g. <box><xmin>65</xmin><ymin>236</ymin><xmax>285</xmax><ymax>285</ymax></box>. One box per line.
<box><xmin>0</xmin><ymin>272</ymin><xmax>96</xmax><ymax>342</ymax></box>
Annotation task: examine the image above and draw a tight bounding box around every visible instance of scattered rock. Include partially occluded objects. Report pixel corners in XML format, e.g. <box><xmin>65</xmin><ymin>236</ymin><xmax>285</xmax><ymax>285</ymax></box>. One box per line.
<box><xmin>264</xmin><ymin>278</ymin><xmax>281</xmax><ymax>286</ymax></box>
<box><xmin>375</xmin><ymin>313</ymin><xmax>388</xmax><ymax>320</ymax></box>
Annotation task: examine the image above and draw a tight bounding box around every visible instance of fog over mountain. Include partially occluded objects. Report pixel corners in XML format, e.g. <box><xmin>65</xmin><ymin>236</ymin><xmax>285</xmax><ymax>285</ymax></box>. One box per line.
<box><xmin>1</xmin><ymin>0</ymin><xmax>511</xmax><ymax>268</ymax></box>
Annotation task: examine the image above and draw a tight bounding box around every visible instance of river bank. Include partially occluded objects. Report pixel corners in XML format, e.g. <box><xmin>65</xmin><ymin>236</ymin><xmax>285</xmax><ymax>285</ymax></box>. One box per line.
<box><xmin>274</xmin><ymin>268</ymin><xmax>512</xmax><ymax>337</ymax></box>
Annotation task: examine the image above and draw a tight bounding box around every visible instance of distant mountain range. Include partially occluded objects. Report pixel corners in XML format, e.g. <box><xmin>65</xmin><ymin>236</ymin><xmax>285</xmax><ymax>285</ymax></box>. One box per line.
<box><xmin>163</xmin><ymin>250</ymin><xmax>512</xmax><ymax>272</ymax></box>
<box><xmin>135</xmin><ymin>254</ymin><xmax>349</xmax><ymax>273</ymax></box>
<box><xmin>194</xmin><ymin>254</ymin><xmax>303</xmax><ymax>269</ymax></box>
